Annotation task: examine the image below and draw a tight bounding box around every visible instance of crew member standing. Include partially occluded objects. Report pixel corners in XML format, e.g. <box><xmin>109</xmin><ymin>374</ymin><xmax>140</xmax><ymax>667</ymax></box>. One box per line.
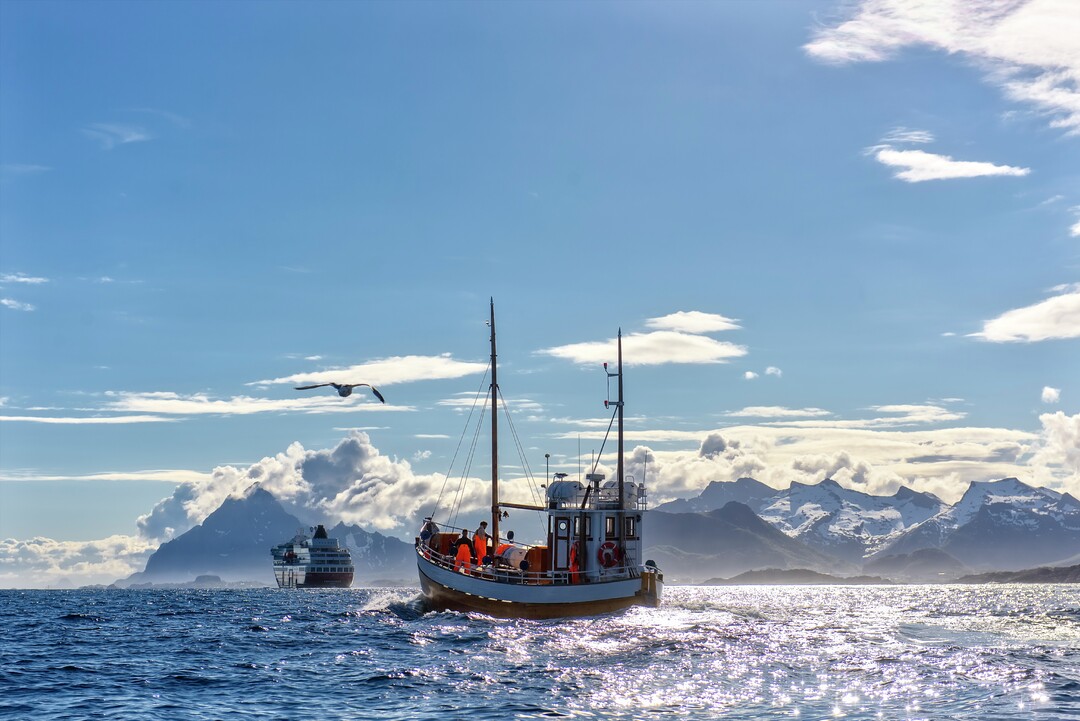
<box><xmin>473</xmin><ymin>520</ymin><xmax>489</xmax><ymax>561</ymax></box>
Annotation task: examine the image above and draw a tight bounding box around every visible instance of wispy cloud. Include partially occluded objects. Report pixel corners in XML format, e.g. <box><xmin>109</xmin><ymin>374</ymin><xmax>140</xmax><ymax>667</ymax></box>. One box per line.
<box><xmin>0</xmin><ymin>164</ymin><xmax>52</xmax><ymax>179</ymax></box>
<box><xmin>866</xmin><ymin>146</ymin><xmax>1030</xmax><ymax>182</ymax></box>
<box><xmin>1</xmin><ymin>272</ymin><xmax>49</xmax><ymax>284</ymax></box>
<box><xmin>1042</xmin><ymin>386</ymin><xmax>1061</xmax><ymax>404</ymax></box>
<box><xmin>882</xmin><ymin>127</ymin><xmax>935</xmax><ymax>144</ymax></box>
<box><xmin>726</xmin><ymin>406</ymin><xmax>831</xmax><ymax>418</ymax></box>
<box><xmin>0</xmin><ymin>414</ymin><xmax>174</xmax><ymax>424</ymax></box>
<box><xmin>970</xmin><ymin>284</ymin><xmax>1080</xmax><ymax>342</ymax></box>
<box><xmin>806</xmin><ymin>0</ymin><xmax>1080</xmax><ymax>134</ymax></box>
<box><xmin>1</xmin><ymin>298</ymin><xmax>35</xmax><ymax>311</ymax></box>
<box><xmin>541</xmin><ymin>330</ymin><xmax>746</xmax><ymax>366</ymax></box>
<box><xmin>764</xmin><ymin>403</ymin><xmax>966</xmax><ymax>429</ymax></box>
<box><xmin>103</xmin><ymin>391</ymin><xmax>407</xmax><ymax>416</ymax></box>
<box><xmin>0</xmin><ymin>469</ymin><xmax>209</xmax><ymax>483</ymax></box>
<box><xmin>644</xmin><ymin>311</ymin><xmax>741</xmax><ymax>333</ymax></box>
<box><xmin>249</xmin><ymin>354</ymin><xmax>488</xmax><ymax>388</ymax></box>
<box><xmin>82</xmin><ymin>123</ymin><xmax>153</xmax><ymax>150</ymax></box>
<box><xmin>765</xmin><ymin>366</ymin><xmax>782</xmax><ymax>377</ymax></box>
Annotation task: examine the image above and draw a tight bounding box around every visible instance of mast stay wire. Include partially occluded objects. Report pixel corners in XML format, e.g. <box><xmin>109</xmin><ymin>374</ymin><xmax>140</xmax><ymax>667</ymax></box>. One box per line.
<box><xmin>427</xmin><ymin>362</ymin><xmax>491</xmax><ymax>522</ymax></box>
<box><xmin>497</xmin><ymin>386</ymin><xmax>547</xmax><ymax>539</ymax></box>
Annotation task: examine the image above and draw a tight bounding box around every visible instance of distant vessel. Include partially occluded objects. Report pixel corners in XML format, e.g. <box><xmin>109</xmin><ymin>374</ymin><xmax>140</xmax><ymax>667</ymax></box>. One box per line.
<box><xmin>271</xmin><ymin>525</ymin><xmax>354</xmax><ymax>588</ymax></box>
<box><xmin>415</xmin><ymin>300</ymin><xmax>663</xmax><ymax>618</ymax></box>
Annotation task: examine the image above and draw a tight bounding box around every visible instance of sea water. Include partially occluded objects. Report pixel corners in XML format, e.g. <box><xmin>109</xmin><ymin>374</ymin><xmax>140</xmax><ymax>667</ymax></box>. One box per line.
<box><xmin>1</xmin><ymin>584</ymin><xmax>1077</xmax><ymax>720</ymax></box>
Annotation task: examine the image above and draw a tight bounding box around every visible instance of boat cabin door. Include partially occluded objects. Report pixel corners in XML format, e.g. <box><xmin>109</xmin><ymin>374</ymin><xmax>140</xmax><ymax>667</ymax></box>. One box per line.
<box><xmin>552</xmin><ymin>516</ymin><xmax>571</xmax><ymax>569</ymax></box>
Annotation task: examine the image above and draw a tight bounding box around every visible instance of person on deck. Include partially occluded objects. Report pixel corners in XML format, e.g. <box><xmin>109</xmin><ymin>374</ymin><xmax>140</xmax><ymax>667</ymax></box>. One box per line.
<box><xmin>473</xmin><ymin>521</ymin><xmax>489</xmax><ymax>561</ymax></box>
<box><xmin>453</xmin><ymin>529</ymin><xmax>475</xmax><ymax>573</ymax></box>
<box><xmin>420</xmin><ymin>517</ymin><xmax>439</xmax><ymax>548</ymax></box>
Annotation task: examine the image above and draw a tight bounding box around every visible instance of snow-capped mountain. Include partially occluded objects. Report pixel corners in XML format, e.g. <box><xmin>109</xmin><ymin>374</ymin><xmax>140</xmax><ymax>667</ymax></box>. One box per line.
<box><xmin>655</xmin><ymin>478</ymin><xmax>776</xmax><ymax>514</ymax></box>
<box><xmin>662</xmin><ymin>477</ymin><xmax>946</xmax><ymax>563</ymax></box>
<box><xmin>756</xmin><ymin>479</ymin><xmax>946</xmax><ymax>562</ymax></box>
<box><xmin>877</xmin><ymin>478</ymin><xmax>1080</xmax><ymax>570</ymax></box>
<box><xmin>647</xmin><ymin>502</ymin><xmax>851</xmax><ymax>581</ymax></box>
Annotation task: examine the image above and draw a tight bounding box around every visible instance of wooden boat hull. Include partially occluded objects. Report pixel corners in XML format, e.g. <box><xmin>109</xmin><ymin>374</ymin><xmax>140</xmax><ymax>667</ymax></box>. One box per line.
<box><xmin>417</xmin><ymin>553</ymin><xmax>662</xmax><ymax>619</ymax></box>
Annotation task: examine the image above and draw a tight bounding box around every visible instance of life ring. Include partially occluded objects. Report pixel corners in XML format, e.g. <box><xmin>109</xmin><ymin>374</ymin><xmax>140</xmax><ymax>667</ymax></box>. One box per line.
<box><xmin>597</xmin><ymin>541</ymin><xmax>622</xmax><ymax>568</ymax></box>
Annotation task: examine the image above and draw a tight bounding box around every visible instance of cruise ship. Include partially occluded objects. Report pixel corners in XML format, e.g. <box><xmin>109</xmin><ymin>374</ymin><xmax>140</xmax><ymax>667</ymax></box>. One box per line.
<box><xmin>271</xmin><ymin>525</ymin><xmax>354</xmax><ymax>588</ymax></box>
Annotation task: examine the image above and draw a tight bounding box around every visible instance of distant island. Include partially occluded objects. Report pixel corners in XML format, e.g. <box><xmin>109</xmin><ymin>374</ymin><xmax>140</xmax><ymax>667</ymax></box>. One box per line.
<box><xmin>702</xmin><ymin>564</ymin><xmax>1080</xmax><ymax>586</ymax></box>
<box><xmin>956</xmin><ymin>563</ymin><xmax>1080</xmax><ymax>584</ymax></box>
<box><xmin>703</xmin><ymin>568</ymin><xmax>889</xmax><ymax>585</ymax></box>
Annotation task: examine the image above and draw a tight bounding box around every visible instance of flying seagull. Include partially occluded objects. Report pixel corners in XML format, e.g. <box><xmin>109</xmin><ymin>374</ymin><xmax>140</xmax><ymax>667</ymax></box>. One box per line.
<box><xmin>294</xmin><ymin>382</ymin><xmax>385</xmax><ymax>403</ymax></box>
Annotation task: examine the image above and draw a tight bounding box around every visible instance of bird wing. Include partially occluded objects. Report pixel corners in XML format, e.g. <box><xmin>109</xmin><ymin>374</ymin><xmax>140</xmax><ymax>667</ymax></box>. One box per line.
<box><xmin>294</xmin><ymin>383</ymin><xmax>332</xmax><ymax>390</ymax></box>
<box><xmin>348</xmin><ymin>383</ymin><xmax>385</xmax><ymax>403</ymax></box>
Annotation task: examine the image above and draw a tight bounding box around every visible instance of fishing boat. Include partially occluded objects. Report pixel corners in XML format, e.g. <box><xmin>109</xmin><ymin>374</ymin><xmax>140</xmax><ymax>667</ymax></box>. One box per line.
<box><xmin>271</xmin><ymin>524</ymin><xmax>354</xmax><ymax>588</ymax></box>
<box><xmin>415</xmin><ymin>300</ymin><xmax>663</xmax><ymax>618</ymax></box>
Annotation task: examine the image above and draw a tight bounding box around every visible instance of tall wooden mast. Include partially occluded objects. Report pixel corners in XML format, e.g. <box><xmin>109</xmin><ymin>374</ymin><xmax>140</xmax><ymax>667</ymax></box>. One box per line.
<box><xmin>489</xmin><ymin>298</ymin><xmax>500</xmax><ymax>549</ymax></box>
<box><xmin>616</xmin><ymin>329</ymin><xmax>625</xmax><ymax>540</ymax></box>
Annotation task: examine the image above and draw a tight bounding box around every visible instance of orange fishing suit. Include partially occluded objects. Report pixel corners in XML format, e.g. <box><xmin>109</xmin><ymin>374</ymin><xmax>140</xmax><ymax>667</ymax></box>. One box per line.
<box><xmin>454</xmin><ymin>543</ymin><xmax>473</xmax><ymax>573</ymax></box>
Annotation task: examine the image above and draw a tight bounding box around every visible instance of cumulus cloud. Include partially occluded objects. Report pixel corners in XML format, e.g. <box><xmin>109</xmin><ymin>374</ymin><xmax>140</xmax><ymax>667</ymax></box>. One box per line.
<box><xmin>744</xmin><ymin>371</ymin><xmax>759</xmax><ymax>380</ymax></box>
<box><xmin>765</xmin><ymin>367</ymin><xmax>782</xmax><ymax>377</ymax></box>
<box><xmin>970</xmin><ymin>285</ymin><xmax>1080</xmax><ymax>342</ymax></box>
<box><xmin>1042</xmin><ymin>386</ymin><xmax>1061</xmax><ymax>404</ymax></box>
<box><xmin>806</xmin><ymin>0</ymin><xmax>1080</xmax><ymax>134</ymax></box>
<box><xmin>1028</xmin><ymin>411</ymin><xmax>1080</xmax><ymax>486</ymax></box>
<box><xmin>0</xmin><ymin>535</ymin><xmax>155</xmax><ymax>589</ymax></box>
<box><xmin>135</xmin><ymin>431</ymin><xmax>519</xmax><ymax>543</ymax></box>
<box><xmin>644</xmin><ymin>311</ymin><xmax>741</xmax><ymax>333</ymax></box>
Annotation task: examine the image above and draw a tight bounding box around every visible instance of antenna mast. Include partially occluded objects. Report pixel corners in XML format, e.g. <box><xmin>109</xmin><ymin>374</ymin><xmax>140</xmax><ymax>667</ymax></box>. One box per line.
<box><xmin>489</xmin><ymin>298</ymin><xmax>500</xmax><ymax>550</ymax></box>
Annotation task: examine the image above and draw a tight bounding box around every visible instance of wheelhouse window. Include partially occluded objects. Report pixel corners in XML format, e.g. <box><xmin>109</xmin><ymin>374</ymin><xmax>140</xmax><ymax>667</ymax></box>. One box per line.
<box><xmin>625</xmin><ymin>516</ymin><xmax>637</xmax><ymax>539</ymax></box>
<box><xmin>605</xmin><ymin>516</ymin><xmax>615</xmax><ymax>539</ymax></box>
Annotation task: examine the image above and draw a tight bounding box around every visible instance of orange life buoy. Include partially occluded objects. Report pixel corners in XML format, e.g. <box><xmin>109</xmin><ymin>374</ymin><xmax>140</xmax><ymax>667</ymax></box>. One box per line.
<box><xmin>597</xmin><ymin>541</ymin><xmax>622</xmax><ymax>568</ymax></box>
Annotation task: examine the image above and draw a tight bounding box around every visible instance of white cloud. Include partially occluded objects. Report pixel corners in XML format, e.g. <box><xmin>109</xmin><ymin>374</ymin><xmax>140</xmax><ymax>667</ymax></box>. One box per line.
<box><xmin>765</xmin><ymin>366</ymin><xmax>782</xmax><ymax>377</ymax></box>
<box><xmin>103</xmin><ymin>391</ymin><xmax>405</xmax><ymax>416</ymax></box>
<box><xmin>744</xmin><ymin>371</ymin><xmax>759</xmax><ymax>380</ymax></box>
<box><xmin>771</xmin><ymin>403</ymin><xmax>966</xmax><ymax>428</ymax></box>
<box><xmin>0</xmin><ymin>535</ymin><xmax>155</xmax><ymax>589</ymax></box>
<box><xmin>0</xmin><ymin>414</ymin><xmax>176</xmax><ymax>424</ymax></box>
<box><xmin>805</xmin><ymin>0</ymin><xmax>1080</xmax><ymax>134</ymax></box>
<box><xmin>0</xmin><ymin>469</ymin><xmax>208</xmax><ymax>483</ymax></box>
<box><xmin>726</xmin><ymin>406</ymin><xmax>831</xmax><ymax>418</ymax></box>
<box><xmin>1</xmin><ymin>298</ymin><xmax>35</xmax><ymax>311</ymax></box>
<box><xmin>0</xmin><ymin>272</ymin><xmax>48</xmax><ymax>284</ymax></box>
<box><xmin>644</xmin><ymin>311</ymin><xmax>741</xmax><ymax>333</ymax></box>
<box><xmin>135</xmin><ymin>431</ymin><xmax>514</xmax><ymax>542</ymax></box>
<box><xmin>970</xmin><ymin>285</ymin><xmax>1080</xmax><ymax>342</ymax></box>
<box><xmin>0</xmin><ymin>163</ymin><xmax>52</xmax><ymax>178</ymax></box>
<box><xmin>868</xmin><ymin>147</ymin><xmax>1030</xmax><ymax>182</ymax></box>
<box><xmin>250</xmin><ymin>354</ymin><xmax>487</xmax><ymax>388</ymax></box>
<box><xmin>882</xmin><ymin>127</ymin><xmax>935</xmax><ymax>144</ymax></box>
<box><xmin>1042</xmin><ymin>386</ymin><xmax>1061</xmax><ymax>404</ymax></box>
<box><xmin>82</xmin><ymin>123</ymin><xmax>153</xmax><ymax>149</ymax></box>
<box><xmin>1028</xmin><ymin>411</ymin><xmax>1080</xmax><ymax>487</ymax></box>
<box><xmin>540</xmin><ymin>330</ymin><xmax>746</xmax><ymax>366</ymax></box>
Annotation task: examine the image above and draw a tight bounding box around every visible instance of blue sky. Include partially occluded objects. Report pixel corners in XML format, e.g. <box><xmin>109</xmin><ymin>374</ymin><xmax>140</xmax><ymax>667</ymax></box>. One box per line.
<box><xmin>1</xmin><ymin>0</ymin><xmax>1078</xmax><ymax>587</ymax></box>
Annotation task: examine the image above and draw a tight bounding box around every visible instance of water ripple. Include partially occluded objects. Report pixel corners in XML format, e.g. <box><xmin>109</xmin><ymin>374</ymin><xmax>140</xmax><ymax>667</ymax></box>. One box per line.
<box><xmin>1</xmin><ymin>585</ymin><xmax>1078</xmax><ymax>719</ymax></box>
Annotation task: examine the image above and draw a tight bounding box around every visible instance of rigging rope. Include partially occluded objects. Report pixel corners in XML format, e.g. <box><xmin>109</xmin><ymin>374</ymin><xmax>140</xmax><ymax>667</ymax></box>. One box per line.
<box><xmin>427</xmin><ymin>362</ymin><xmax>490</xmax><ymax>522</ymax></box>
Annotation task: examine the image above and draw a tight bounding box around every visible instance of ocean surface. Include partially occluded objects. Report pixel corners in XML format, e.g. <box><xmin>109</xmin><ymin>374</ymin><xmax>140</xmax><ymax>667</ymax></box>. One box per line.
<box><xmin>2</xmin><ymin>585</ymin><xmax>1078</xmax><ymax>720</ymax></box>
